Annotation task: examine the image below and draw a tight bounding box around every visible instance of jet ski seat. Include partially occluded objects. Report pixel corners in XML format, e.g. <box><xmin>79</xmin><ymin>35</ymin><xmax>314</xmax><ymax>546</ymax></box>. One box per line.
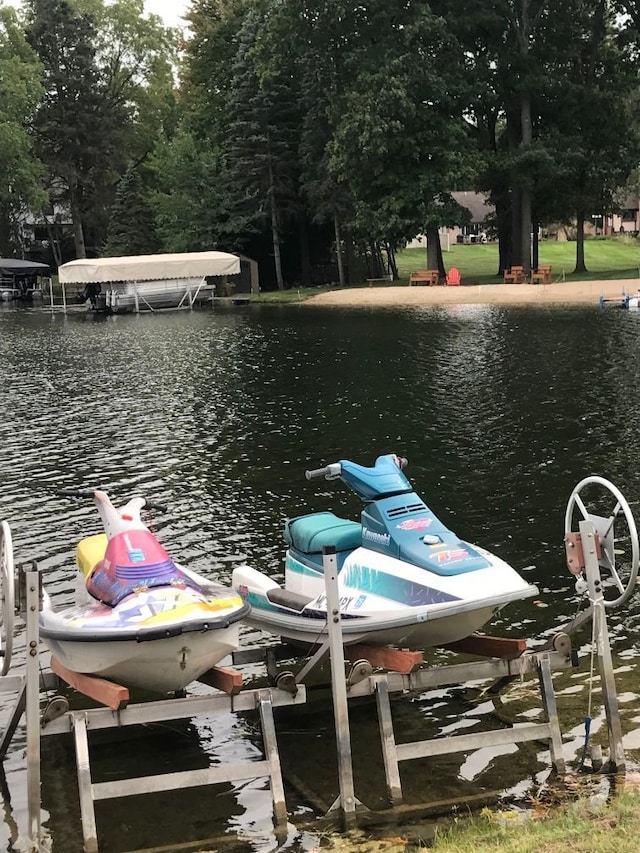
<box><xmin>84</xmin><ymin>529</ymin><xmax>200</xmax><ymax>606</ymax></box>
<box><xmin>284</xmin><ymin>512</ymin><xmax>362</xmax><ymax>554</ymax></box>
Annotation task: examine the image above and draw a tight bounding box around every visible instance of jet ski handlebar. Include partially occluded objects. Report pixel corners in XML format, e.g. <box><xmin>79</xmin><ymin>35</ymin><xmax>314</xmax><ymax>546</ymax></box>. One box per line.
<box><xmin>56</xmin><ymin>488</ymin><xmax>168</xmax><ymax>513</ymax></box>
<box><xmin>305</xmin><ymin>463</ymin><xmax>342</xmax><ymax>481</ymax></box>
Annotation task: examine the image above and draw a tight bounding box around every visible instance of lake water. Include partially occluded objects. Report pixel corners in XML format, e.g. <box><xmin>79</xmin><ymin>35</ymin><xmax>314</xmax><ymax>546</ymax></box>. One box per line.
<box><xmin>1</xmin><ymin>301</ymin><xmax>640</xmax><ymax>851</ymax></box>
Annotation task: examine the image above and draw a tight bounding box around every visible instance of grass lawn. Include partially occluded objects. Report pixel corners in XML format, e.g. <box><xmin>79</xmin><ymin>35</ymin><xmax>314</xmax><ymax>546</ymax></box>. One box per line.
<box><xmin>315</xmin><ymin>782</ymin><xmax>640</xmax><ymax>853</ymax></box>
<box><xmin>244</xmin><ymin>235</ymin><xmax>640</xmax><ymax>301</ymax></box>
<box><xmin>396</xmin><ymin>236</ymin><xmax>640</xmax><ymax>285</ymax></box>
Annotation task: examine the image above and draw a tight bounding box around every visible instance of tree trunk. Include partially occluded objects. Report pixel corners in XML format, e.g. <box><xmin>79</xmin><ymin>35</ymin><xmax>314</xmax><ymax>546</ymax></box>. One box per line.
<box><xmin>267</xmin><ymin>158</ymin><xmax>284</xmax><ymax>290</ymax></box>
<box><xmin>511</xmin><ymin>186</ymin><xmax>522</xmax><ymax>266</ymax></box>
<box><xmin>46</xmin><ymin>221</ymin><xmax>63</xmax><ymax>266</ymax></box>
<box><xmin>496</xmin><ymin>195</ymin><xmax>512</xmax><ymax>275</ymax></box>
<box><xmin>426</xmin><ymin>223</ymin><xmax>440</xmax><ymax>271</ymax></box>
<box><xmin>298</xmin><ymin>217</ymin><xmax>311</xmax><ymax>288</ymax></box>
<box><xmin>69</xmin><ymin>185</ymin><xmax>86</xmax><ymax>259</ymax></box>
<box><xmin>532</xmin><ymin>218</ymin><xmax>539</xmax><ymax>271</ymax></box>
<box><xmin>385</xmin><ymin>243</ymin><xmax>398</xmax><ymax>280</ymax></box>
<box><xmin>436</xmin><ymin>231</ymin><xmax>446</xmax><ymax>277</ymax></box>
<box><xmin>334</xmin><ymin>216</ymin><xmax>345</xmax><ymax>288</ymax></box>
<box><xmin>345</xmin><ymin>226</ymin><xmax>355</xmax><ymax>285</ymax></box>
<box><xmin>269</xmin><ymin>192</ymin><xmax>284</xmax><ymax>291</ymax></box>
<box><xmin>0</xmin><ymin>203</ymin><xmax>11</xmax><ymax>257</ymax></box>
<box><xmin>574</xmin><ymin>211</ymin><xmax>587</xmax><ymax>273</ymax></box>
<box><xmin>512</xmin><ymin>0</ymin><xmax>533</xmax><ymax>275</ymax></box>
<box><xmin>520</xmin><ymin>91</ymin><xmax>532</xmax><ymax>276</ymax></box>
<box><xmin>369</xmin><ymin>240</ymin><xmax>379</xmax><ymax>276</ymax></box>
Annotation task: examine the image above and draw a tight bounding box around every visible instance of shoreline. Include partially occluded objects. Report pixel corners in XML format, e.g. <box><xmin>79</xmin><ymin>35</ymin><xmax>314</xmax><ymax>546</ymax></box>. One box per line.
<box><xmin>306</xmin><ymin>279</ymin><xmax>638</xmax><ymax>308</ymax></box>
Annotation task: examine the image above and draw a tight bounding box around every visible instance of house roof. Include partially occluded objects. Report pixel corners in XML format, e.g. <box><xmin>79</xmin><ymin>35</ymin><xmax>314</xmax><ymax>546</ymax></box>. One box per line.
<box><xmin>621</xmin><ymin>194</ymin><xmax>639</xmax><ymax>212</ymax></box>
<box><xmin>58</xmin><ymin>251</ymin><xmax>240</xmax><ymax>284</ymax></box>
<box><xmin>451</xmin><ymin>192</ymin><xmax>493</xmax><ymax>224</ymax></box>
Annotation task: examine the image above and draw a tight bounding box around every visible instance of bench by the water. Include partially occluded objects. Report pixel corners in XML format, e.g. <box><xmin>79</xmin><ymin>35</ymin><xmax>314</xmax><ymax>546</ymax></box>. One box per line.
<box><xmin>504</xmin><ymin>265</ymin><xmax>526</xmax><ymax>284</ymax></box>
<box><xmin>531</xmin><ymin>264</ymin><xmax>553</xmax><ymax>284</ymax></box>
<box><xmin>409</xmin><ymin>269</ymin><xmax>440</xmax><ymax>286</ymax></box>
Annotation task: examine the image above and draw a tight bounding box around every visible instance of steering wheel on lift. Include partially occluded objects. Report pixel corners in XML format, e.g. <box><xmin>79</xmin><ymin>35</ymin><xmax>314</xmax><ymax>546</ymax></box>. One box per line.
<box><xmin>565</xmin><ymin>476</ymin><xmax>640</xmax><ymax>609</ymax></box>
<box><xmin>0</xmin><ymin>521</ymin><xmax>15</xmax><ymax>675</ymax></box>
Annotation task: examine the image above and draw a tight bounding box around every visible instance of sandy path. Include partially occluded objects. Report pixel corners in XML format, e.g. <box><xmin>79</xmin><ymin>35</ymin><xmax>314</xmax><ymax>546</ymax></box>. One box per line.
<box><xmin>306</xmin><ymin>279</ymin><xmax>638</xmax><ymax>307</ymax></box>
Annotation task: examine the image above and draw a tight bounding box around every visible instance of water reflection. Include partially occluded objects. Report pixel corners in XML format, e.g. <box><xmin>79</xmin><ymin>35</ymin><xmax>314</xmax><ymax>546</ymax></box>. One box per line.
<box><xmin>1</xmin><ymin>302</ymin><xmax>640</xmax><ymax>850</ymax></box>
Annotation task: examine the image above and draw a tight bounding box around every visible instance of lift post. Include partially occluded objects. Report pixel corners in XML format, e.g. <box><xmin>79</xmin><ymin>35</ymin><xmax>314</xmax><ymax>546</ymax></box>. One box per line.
<box><xmin>578</xmin><ymin>518</ymin><xmax>625</xmax><ymax>770</ymax></box>
<box><xmin>322</xmin><ymin>545</ymin><xmax>360</xmax><ymax>829</ymax></box>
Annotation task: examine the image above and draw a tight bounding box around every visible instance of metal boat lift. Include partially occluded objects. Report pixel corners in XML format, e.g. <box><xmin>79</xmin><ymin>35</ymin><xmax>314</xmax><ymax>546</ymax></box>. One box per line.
<box><xmin>0</xmin><ymin>474</ymin><xmax>633</xmax><ymax>850</ymax></box>
<box><xmin>234</xmin><ymin>475</ymin><xmax>633</xmax><ymax>827</ymax></box>
<box><xmin>0</xmin><ymin>544</ymin><xmax>305</xmax><ymax>853</ymax></box>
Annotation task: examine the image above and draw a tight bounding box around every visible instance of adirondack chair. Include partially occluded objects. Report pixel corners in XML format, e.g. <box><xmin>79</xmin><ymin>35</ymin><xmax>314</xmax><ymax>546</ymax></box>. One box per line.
<box><xmin>446</xmin><ymin>268</ymin><xmax>461</xmax><ymax>286</ymax></box>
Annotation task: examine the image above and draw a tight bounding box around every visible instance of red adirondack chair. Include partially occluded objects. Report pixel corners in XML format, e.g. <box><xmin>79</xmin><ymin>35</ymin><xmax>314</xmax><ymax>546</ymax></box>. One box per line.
<box><xmin>446</xmin><ymin>267</ymin><xmax>461</xmax><ymax>286</ymax></box>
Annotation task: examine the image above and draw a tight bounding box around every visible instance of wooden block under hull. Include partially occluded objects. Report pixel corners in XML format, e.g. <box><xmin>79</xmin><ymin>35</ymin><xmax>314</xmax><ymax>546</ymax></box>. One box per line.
<box><xmin>50</xmin><ymin>656</ymin><xmax>130</xmax><ymax>710</ymax></box>
<box><xmin>344</xmin><ymin>645</ymin><xmax>423</xmax><ymax>674</ymax></box>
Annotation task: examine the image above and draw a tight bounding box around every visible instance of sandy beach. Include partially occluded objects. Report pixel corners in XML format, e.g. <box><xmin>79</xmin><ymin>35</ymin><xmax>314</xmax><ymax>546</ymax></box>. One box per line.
<box><xmin>307</xmin><ymin>279</ymin><xmax>638</xmax><ymax>307</ymax></box>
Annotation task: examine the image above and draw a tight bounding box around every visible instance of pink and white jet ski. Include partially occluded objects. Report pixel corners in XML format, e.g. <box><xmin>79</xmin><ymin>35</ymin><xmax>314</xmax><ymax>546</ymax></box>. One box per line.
<box><xmin>39</xmin><ymin>490</ymin><xmax>249</xmax><ymax>693</ymax></box>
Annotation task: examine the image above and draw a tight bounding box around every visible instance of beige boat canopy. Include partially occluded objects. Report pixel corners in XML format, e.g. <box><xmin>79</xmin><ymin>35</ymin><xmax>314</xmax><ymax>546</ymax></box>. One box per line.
<box><xmin>58</xmin><ymin>251</ymin><xmax>240</xmax><ymax>284</ymax></box>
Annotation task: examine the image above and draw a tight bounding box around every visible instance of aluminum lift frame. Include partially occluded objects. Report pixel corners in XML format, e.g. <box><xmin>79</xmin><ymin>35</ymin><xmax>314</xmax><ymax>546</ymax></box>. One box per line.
<box><xmin>0</xmin><ymin>506</ymin><xmax>628</xmax><ymax>849</ymax></box>
<box><xmin>0</xmin><ymin>562</ymin><xmax>306</xmax><ymax>853</ymax></box>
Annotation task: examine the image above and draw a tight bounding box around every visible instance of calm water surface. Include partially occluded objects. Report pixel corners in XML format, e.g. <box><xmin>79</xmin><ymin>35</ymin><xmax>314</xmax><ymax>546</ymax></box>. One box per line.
<box><xmin>1</xmin><ymin>301</ymin><xmax>640</xmax><ymax>851</ymax></box>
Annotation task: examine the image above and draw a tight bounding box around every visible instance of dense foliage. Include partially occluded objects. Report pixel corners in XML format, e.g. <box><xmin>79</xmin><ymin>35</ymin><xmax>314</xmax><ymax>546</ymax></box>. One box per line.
<box><xmin>1</xmin><ymin>0</ymin><xmax>640</xmax><ymax>285</ymax></box>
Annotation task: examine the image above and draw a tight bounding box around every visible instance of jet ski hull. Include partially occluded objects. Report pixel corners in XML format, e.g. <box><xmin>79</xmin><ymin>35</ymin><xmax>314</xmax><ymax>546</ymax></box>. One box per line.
<box><xmin>40</xmin><ymin>562</ymin><xmax>250</xmax><ymax>693</ymax></box>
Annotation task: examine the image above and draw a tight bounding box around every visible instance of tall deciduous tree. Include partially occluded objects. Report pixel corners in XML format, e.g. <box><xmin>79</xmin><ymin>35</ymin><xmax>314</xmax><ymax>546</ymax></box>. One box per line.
<box><xmin>150</xmin><ymin>129</ymin><xmax>226</xmax><ymax>252</ymax></box>
<box><xmin>537</xmin><ymin>0</ymin><xmax>639</xmax><ymax>273</ymax></box>
<box><xmin>324</xmin><ymin>0</ymin><xmax>473</xmax><ymax>276</ymax></box>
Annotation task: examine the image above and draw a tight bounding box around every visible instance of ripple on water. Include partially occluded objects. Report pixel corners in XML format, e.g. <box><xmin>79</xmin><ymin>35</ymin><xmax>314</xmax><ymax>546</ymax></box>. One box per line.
<box><xmin>1</xmin><ymin>304</ymin><xmax>640</xmax><ymax>850</ymax></box>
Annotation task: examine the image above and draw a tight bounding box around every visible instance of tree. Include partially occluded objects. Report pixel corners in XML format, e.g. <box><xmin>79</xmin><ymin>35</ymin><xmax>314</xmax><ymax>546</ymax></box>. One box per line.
<box><xmin>221</xmin><ymin>7</ymin><xmax>301</xmax><ymax>289</ymax></box>
<box><xmin>535</xmin><ymin>0</ymin><xmax>639</xmax><ymax>272</ymax></box>
<box><xmin>25</xmin><ymin>0</ymin><xmax>177</xmax><ymax>259</ymax></box>
<box><xmin>438</xmin><ymin>0</ymin><xmax>639</xmax><ymax>276</ymax></box>
<box><xmin>103</xmin><ymin>168</ymin><xmax>160</xmax><ymax>255</ymax></box>
<box><xmin>324</xmin><ymin>0</ymin><xmax>473</xmax><ymax>276</ymax></box>
<box><xmin>25</xmin><ymin>0</ymin><xmax>125</xmax><ymax>256</ymax></box>
<box><xmin>150</xmin><ymin>129</ymin><xmax>227</xmax><ymax>252</ymax></box>
<box><xmin>0</xmin><ymin>3</ymin><xmax>46</xmax><ymax>255</ymax></box>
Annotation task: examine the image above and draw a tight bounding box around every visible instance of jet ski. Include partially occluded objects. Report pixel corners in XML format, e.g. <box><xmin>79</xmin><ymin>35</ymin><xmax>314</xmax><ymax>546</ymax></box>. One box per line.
<box><xmin>232</xmin><ymin>454</ymin><xmax>538</xmax><ymax>650</ymax></box>
<box><xmin>39</xmin><ymin>490</ymin><xmax>250</xmax><ymax>693</ymax></box>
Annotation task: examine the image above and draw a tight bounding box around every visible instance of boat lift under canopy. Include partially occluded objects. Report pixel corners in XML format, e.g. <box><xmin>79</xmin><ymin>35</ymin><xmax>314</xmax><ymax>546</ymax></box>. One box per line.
<box><xmin>57</xmin><ymin>251</ymin><xmax>241</xmax><ymax>284</ymax></box>
<box><xmin>0</xmin><ymin>258</ymin><xmax>50</xmax><ymax>276</ymax></box>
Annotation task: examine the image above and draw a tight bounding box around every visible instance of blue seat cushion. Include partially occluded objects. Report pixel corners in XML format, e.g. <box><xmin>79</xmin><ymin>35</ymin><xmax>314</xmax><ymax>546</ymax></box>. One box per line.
<box><xmin>284</xmin><ymin>512</ymin><xmax>362</xmax><ymax>554</ymax></box>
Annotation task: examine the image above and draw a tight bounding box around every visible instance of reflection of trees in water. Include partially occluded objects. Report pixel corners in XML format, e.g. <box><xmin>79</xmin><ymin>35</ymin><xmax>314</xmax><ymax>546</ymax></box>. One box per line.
<box><xmin>0</xmin><ymin>767</ymin><xmax>25</xmax><ymax>851</ymax></box>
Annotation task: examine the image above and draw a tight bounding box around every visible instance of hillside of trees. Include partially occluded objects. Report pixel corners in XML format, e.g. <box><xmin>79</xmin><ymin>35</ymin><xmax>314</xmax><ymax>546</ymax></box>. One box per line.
<box><xmin>2</xmin><ymin>0</ymin><xmax>640</xmax><ymax>290</ymax></box>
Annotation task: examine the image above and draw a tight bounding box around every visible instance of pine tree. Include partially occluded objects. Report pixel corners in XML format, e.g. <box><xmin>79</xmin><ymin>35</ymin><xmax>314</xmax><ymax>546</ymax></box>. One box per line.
<box><xmin>103</xmin><ymin>170</ymin><xmax>159</xmax><ymax>257</ymax></box>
